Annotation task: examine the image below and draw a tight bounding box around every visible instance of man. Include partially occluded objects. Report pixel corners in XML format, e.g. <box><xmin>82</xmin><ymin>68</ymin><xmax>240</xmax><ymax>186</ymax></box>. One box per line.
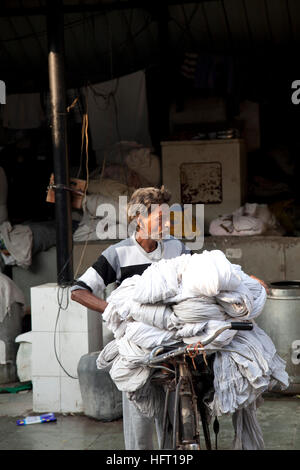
<box><xmin>71</xmin><ymin>186</ymin><xmax>191</xmax><ymax>449</ymax></box>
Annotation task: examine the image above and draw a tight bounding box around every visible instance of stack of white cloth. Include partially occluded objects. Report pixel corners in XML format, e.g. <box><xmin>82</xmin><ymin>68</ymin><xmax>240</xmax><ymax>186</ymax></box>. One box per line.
<box><xmin>97</xmin><ymin>250</ymin><xmax>289</xmax><ymax>449</ymax></box>
<box><xmin>209</xmin><ymin>203</ymin><xmax>285</xmax><ymax>236</ymax></box>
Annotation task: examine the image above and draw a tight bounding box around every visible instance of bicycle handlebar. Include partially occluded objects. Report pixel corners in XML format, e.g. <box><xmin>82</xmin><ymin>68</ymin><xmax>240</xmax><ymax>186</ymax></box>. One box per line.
<box><xmin>230</xmin><ymin>322</ymin><xmax>253</xmax><ymax>330</ymax></box>
<box><xmin>144</xmin><ymin>322</ymin><xmax>254</xmax><ymax>366</ymax></box>
<box><xmin>201</xmin><ymin>321</ymin><xmax>253</xmax><ymax>346</ymax></box>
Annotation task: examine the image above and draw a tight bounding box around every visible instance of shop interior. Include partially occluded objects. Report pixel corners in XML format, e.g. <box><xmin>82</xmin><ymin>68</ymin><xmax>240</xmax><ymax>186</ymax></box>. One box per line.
<box><xmin>1</xmin><ymin>0</ymin><xmax>300</xmax><ymax>355</ymax></box>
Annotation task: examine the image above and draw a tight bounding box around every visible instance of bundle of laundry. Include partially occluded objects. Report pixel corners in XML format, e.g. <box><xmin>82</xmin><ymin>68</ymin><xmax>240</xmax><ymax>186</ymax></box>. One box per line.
<box><xmin>0</xmin><ymin>272</ymin><xmax>25</xmax><ymax>323</ymax></box>
<box><xmin>122</xmin><ymin>142</ymin><xmax>161</xmax><ymax>187</ymax></box>
<box><xmin>0</xmin><ymin>220</ymin><xmax>56</xmax><ymax>269</ymax></box>
<box><xmin>209</xmin><ymin>203</ymin><xmax>285</xmax><ymax>236</ymax></box>
<box><xmin>0</xmin><ymin>221</ymin><xmax>33</xmax><ymax>268</ymax></box>
<box><xmin>73</xmin><ymin>191</ymin><xmax>128</xmax><ymax>242</ymax></box>
<box><xmin>91</xmin><ymin>141</ymin><xmax>161</xmax><ymax>189</ymax></box>
<box><xmin>96</xmin><ymin>249</ymin><xmax>289</xmax><ymax>449</ymax></box>
<box><xmin>87</xmin><ymin>176</ymin><xmax>134</xmax><ymax>199</ymax></box>
<box><xmin>73</xmin><ymin>174</ymin><xmax>135</xmax><ymax>242</ymax></box>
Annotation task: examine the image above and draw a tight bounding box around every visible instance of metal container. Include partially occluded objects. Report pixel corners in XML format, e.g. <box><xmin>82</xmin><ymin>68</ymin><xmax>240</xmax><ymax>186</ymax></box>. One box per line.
<box><xmin>256</xmin><ymin>281</ymin><xmax>300</xmax><ymax>393</ymax></box>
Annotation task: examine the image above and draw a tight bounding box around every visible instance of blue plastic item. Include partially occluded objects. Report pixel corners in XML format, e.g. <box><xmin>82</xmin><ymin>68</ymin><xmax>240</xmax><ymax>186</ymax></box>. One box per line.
<box><xmin>16</xmin><ymin>413</ymin><xmax>56</xmax><ymax>426</ymax></box>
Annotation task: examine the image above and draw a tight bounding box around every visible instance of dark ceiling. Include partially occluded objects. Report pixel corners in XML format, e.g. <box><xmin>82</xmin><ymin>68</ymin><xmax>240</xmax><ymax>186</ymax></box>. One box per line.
<box><xmin>1</xmin><ymin>1</ymin><xmax>300</xmax><ymax>92</ymax></box>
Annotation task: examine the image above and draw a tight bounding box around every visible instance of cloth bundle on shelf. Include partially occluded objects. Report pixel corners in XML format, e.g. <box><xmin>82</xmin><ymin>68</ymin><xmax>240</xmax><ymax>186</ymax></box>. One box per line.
<box><xmin>209</xmin><ymin>203</ymin><xmax>285</xmax><ymax>236</ymax></box>
<box><xmin>97</xmin><ymin>249</ymin><xmax>289</xmax><ymax>449</ymax></box>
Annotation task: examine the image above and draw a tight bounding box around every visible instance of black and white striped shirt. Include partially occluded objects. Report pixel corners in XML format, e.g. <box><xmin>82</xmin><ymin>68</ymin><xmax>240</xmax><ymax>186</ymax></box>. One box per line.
<box><xmin>71</xmin><ymin>234</ymin><xmax>191</xmax><ymax>297</ymax></box>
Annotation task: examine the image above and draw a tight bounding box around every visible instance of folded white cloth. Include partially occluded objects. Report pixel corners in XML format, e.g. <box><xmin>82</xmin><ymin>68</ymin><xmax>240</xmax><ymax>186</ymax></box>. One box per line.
<box><xmin>97</xmin><ymin>248</ymin><xmax>289</xmax><ymax>449</ymax></box>
<box><xmin>0</xmin><ymin>272</ymin><xmax>25</xmax><ymax>323</ymax></box>
<box><xmin>109</xmin><ymin>337</ymin><xmax>152</xmax><ymax>392</ymax></box>
<box><xmin>209</xmin><ymin>203</ymin><xmax>284</xmax><ymax>236</ymax></box>
<box><xmin>125</xmin><ymin>321</ymin><xmax>177</xmax><ymax>349</ymax></box>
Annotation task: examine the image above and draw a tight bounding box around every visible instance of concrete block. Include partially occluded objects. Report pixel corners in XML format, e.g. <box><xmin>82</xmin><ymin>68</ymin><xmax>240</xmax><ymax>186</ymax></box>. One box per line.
<box><xmin>31</xmin><ymin>331</ymin><xmax>60</xmax><ymax>377</ymax></box>
<box><xmin>31</xmin><ymin>284</ymin><xmax>103</xmax><ymax>337</ymax></box>
<box><xmin>31</xmin><ymin>283</ymin><xmax>103</xmax><ymax>413</ymax></box>
<box><xmin>59</xmin><ymin>332</ymin><xmax>88</xmax><ymax>378</ymax></box>
<box><xmin>32</xmin><ymin>376</ymin><xmax>60</xmax><ymax>412</ymax></box>
<box><xmin>60</xmin><ymin>376</ymin><xmax>83</xmax><ymax>413</ymax></box>
<box><xmin>57</xmin><ymin>298</ymin><xmax>91</xmax><ymax>333</ymax></box>
<box><xmin>31</xmin><ymin>283</ymin><xmax>60</xmax><ymax>332</ymax></box>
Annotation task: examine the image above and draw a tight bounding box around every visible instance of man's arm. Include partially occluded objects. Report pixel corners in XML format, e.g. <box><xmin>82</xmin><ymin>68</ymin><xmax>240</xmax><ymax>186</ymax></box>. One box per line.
<box><xmin>70</xmin><ymin>249</ymin><xmax>118</xmax><ymax>313</ymax></box>
<box><xmin>71</xmin><ymin>289</ymin><xmax>108</xmax><ymax>314</ymax></box>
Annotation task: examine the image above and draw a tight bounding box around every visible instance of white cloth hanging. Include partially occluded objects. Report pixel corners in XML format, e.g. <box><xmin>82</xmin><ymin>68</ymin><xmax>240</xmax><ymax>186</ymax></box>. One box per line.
<box><xmin>87</xmin><ymin>71</ymin><xmax>152</xmax><ymax>163</ymax></box>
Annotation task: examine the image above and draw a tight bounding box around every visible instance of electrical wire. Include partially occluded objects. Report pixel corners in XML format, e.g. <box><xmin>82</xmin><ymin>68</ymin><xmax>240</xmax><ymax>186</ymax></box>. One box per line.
<box><xmin>54</xmin><ymin>285</ymin><xmax>78</xmax><ymax>380</ymax></box>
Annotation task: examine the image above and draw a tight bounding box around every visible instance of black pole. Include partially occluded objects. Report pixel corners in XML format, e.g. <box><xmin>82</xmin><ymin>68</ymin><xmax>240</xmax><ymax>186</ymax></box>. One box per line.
<box><xmin>46</xmin><ymin>0</ymin><xmax>73</xmax><ymax>285</ymax></box>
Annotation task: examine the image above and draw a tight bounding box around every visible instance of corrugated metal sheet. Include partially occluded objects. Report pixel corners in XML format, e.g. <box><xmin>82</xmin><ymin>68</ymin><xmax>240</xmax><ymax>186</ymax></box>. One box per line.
<box><xmin>1</xmin><ymin>0</ymin><xmax>300</xmax><ymax>91</ymax></box>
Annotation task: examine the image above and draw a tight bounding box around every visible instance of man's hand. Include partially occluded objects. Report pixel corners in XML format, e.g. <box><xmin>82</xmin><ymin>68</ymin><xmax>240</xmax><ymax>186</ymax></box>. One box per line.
<box><xmin>250</xmin><ymin>275</ymin><xmax>269</xmax><ymax>294</ymax></box>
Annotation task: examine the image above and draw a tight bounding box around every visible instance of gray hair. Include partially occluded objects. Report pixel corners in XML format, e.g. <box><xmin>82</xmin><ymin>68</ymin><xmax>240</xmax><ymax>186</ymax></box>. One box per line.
<box><xmin>127</xmin><ymin>186</ymin><xmax>171</xmax><ymax>223</ymax></box>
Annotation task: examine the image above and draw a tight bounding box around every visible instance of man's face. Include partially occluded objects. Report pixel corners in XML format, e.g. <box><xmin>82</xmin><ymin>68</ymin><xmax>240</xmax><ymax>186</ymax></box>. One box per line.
<box><xmin>138</xmin><ymin>205</ymin><xmax>170</xmax><ymax>240</ymax></box>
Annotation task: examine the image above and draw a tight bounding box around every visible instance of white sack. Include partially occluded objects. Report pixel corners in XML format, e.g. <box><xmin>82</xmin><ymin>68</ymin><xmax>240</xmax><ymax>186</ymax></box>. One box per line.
<box><xmin>109</xmin><ymin>337</ymin><xmax>151</xmax><ymax>392</ymax></box>
<box><xmin>209</xmin><ymin>203</ymin><xmax>284</xmax><ymax>236</ymax></box>
<box><xmin>0</xmin><ymin>222</ymin><xmax>33</xmax><ymax>268</ymax></box>
<box><xmin>125</xmin><ymin>147</ymin><xmax>161</xmax><ymax>186</ymax></box>
<box><xmin>0</xmin><ymin>273</ymin><xmax>25</xmax><ymax>323</ymax></box>
<box><xmin>125</xmin><ymin>321</ymin><xmax>177</xmax><ymax>349</ymax></box>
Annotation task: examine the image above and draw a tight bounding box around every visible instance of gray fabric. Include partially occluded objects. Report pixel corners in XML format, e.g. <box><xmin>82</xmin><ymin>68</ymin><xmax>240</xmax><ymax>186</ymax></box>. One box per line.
<box><xmin>122</xmin><ymin>391</ymin><xmax>156</xmax><ymax>450</ymax></box>
<box><xmin>0</xmin><ymin>273</ymin><xmax>25</xmax><ymax>323</ymax></box>
<box><xmin>129</xmin><ymin>304</ymin><xmax>173</xmax><ymax>330</ymax></box>
<box><xmin>0</xmin><ymin>220</ymin><xmax>57</xmax><ymax>267</ymax></box>
<box><xmin>0</xmin><ymin>221</ymin><xmax>33</xmax><ymax>267</ymax></box>
<box><xmin>122</xmin><ymin>389</ymin><xmax>174</xmax><ymax>450</ymax></box>
<box><xmin>232</xmin><ymin>398</ymin><xmax>265</xmax><ymax>450</ymax></box>
<box><xmin>27</xmin><ymin>220</ymin><xmax>56</xmax><ymax>256</ymax></box>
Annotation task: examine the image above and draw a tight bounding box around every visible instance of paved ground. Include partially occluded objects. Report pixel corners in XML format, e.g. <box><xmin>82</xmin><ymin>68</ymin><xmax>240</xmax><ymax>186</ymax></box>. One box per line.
<box><xmin>0</xmin><ymin>389</ymin><xmax>299</xmax><ymax>451</ymax></box>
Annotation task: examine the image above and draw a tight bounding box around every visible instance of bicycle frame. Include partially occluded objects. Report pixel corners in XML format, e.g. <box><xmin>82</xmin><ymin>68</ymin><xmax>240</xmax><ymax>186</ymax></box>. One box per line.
<box><xmin>144</xmin><ymin>321</ymin><xmax>254</xmax><ymax>450</ymax></box>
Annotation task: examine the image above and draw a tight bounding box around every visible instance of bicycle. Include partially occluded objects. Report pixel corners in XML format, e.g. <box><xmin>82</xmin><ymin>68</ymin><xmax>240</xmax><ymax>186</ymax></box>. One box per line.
<box><xmin>142</xmin><ymin>321</ymin><xmax>254</xmax><ymax>450</ymax></box>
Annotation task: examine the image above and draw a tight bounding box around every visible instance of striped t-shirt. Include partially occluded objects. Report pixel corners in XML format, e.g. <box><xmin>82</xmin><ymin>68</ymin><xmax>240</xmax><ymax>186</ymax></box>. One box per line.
<box><xmin>71</xmin><ymin>234</ymin><xmax>191</xmax><ymax>298</ymax></box>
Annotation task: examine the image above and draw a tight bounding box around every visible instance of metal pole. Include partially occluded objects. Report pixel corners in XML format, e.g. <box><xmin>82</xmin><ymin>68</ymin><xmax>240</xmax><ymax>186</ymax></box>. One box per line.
<box><xmin>46</xmin><ymin>0</ymin><xmax>73</xmax><ymax>285</ymax></box>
